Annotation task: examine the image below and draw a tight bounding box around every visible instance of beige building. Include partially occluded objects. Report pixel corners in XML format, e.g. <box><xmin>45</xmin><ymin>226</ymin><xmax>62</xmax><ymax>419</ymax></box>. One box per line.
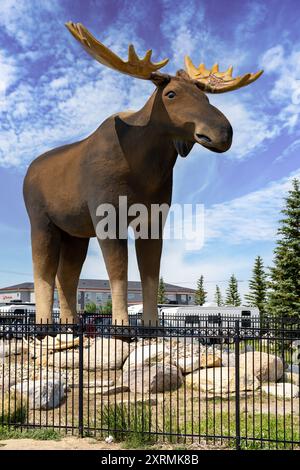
<box><xmin>0</xmin><ymin>279</ymin><xmax>195</xmax><ymax>310</ymax></box>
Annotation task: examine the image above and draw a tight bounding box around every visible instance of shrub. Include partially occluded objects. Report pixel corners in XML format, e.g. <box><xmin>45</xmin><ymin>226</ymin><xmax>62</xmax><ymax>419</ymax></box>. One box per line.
<box><xmin>101</xmin><ymin>402</ymin><xmax>154</xmax><ymax>447</ymax></box>
<box><xmin>0</xmin><ymin>391</ymin><xmax>26</xmax><ymax>425</ymax></box>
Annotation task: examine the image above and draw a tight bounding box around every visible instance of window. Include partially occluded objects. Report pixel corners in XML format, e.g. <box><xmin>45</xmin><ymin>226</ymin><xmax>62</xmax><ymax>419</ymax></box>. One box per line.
<box><xmin>208</xmin><ymin>314</ymin><xmax>222</xmax><ymax>325</ymax></box>
<box><xmin>185</xmin><ymin>315</ymin><xmax>200</xmax><ymax>325</ymax></box>
<box><xmin>241</xmin><ymin>310</ymin><xmax>251</xmax><ymax>316</ymax></box>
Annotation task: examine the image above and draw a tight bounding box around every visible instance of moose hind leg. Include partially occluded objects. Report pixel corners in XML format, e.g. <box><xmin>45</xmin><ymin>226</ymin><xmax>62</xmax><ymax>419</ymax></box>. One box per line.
<box><xmin>31</xmin><ymin>221</ymin><xmax>61</xmax><ymax>323</ymax></box>
<box><xmin>135</xmin><ymin>238</ymin><xmax>162</xmax><ymax>325</ymax></box>
<box><xmin>56</xmin><ymin>234</ymin><xmax>89</xmax><ymax>323</ymax></box>
<box><xmin>98</xmin><ymin>238</ymin><xmax>128</xmax><ymax>325</ymax></box>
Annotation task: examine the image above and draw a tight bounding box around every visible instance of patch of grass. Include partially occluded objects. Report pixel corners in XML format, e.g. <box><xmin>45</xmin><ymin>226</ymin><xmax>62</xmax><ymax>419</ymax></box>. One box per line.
<box><xmin>101</xmin><ymin>402</ymin><xmax>155</xmax><ymax>448</ymax></box>
<box><xmin>0</xmin><ymin>392</ymin><xmax>26</xmax><ymax>425</ymax></box>
<box><xmin>0</xmin><ymin>426</ymin><xmax>61</xmax><ymax>440</ymax></box>
<box><xmin>162</xmin><ymin>408</ymin><xmax>299</xmax><ymax>450</ymax></box>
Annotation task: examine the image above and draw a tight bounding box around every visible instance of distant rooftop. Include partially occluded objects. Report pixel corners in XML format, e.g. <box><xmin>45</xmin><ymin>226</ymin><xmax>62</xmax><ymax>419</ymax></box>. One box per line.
<box><xmin>0</xmin><ymin>279</ymin><xmax>195</xmax><ymax>294</ymax></box>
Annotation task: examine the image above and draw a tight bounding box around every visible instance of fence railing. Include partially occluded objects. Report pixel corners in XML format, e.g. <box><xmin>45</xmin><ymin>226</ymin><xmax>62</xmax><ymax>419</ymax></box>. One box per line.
<box><xmin>0</xmin><ymin>313</ymin><xmax>300</xmax><ymax>449</ymax></box>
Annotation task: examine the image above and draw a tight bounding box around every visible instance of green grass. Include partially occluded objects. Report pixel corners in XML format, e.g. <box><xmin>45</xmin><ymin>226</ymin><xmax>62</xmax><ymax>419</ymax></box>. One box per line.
<box><xmin>98</xmin><ymin>401</ymin><xmax>299</xmax><ymax>449</ymax></box>
<box><xmin>1</xmin><ymin>392</ymin><xmax>27</xmax><ymax>425</ymax></box>
<box><xmin>99</xmin><ymin>402</ymin><xmax>299</xmax><ymax>449</ymax></box>
<box><xmin>0</xmin><ymin>426</ymin><xmax>61</xmax><ymax>440</ymax></box>
<box><xmin>100</xmin><ymin>403</ymin><xmax>155</xmax><ymax>448</ymax></box>
<box><xmin>164</xmin><ymin>409</ymin><xmax>299</xmax><ymax>450</ymax></box>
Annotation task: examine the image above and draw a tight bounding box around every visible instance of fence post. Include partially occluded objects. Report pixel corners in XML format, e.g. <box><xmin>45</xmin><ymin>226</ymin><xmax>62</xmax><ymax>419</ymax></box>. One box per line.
<box><xmin>78</xmin><ymin>316</ymin><xmax>84</xmax><ymax>438</ymax></box>
<box><xmin>234</xmin><ymin>320</ymin><xmax>241</xmax><ymax>450</ymax></box>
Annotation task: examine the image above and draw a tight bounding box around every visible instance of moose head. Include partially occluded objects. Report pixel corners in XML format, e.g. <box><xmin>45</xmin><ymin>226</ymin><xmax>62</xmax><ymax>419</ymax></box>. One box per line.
<box><xmin>66</xmin><ymin>22</ymin><xmax>263</xmax><ymax>157</ymax></box>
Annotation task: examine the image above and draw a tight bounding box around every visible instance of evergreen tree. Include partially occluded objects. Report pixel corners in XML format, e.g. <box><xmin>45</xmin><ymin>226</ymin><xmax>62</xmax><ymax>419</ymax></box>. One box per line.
<box><xmin>157</xmin><ymin>277</ymin><xmax>167</xmax><ymax>304</ymax></box>
<box><xmin>195</xmin><ymin>275</ymin><xmax>207</xmax><ymax>305</ymax></box>
<box><xmin>102</xmin><ymin>300</ymin><xmax>112</xmax><ymax>315</ymax></box>
<box><xmin>268</xmin><ymin>178</ymin><xmax>300</xmax><ymax>317</ymax></box>
<box><xmin>84</xmin><ymin>302</ymin><xmax>97</xmax><ymax>314</ymax></box>
<box><xmin>214</xmin><ymin>285</ymin><xmax>223</xmax><ymax>306</ymax></box>
<box><xmin>245</xmin><ymin>256</ymin><xmax>268</xmax><ymax>316</ymax></box>
<box><xmin>225</xmin><ymin>274</ymin><xmax>241</xmax><ymax>306</ymax></box>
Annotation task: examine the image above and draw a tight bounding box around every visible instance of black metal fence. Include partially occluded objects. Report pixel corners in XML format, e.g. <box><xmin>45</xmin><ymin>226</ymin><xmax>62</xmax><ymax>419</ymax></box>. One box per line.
<box><xmin>0</xmin><ymin>313</ymin><xmax>300</xmax><ymax>449</ymax></box>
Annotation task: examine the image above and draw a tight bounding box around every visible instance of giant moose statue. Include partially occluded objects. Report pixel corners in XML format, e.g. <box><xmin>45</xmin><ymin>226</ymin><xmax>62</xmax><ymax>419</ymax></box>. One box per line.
<box><xmin>23</xmin><ymin>22</ymin><xmax>263</xmax><ymax>325</ymax></box>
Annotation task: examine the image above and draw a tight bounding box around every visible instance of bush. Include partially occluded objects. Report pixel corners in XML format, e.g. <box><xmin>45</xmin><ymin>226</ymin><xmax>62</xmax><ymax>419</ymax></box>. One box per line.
<box><xmin>101</xmin><ymin>402</ymin><xmax>154</xmax><ymax>447</ymax></box>
<box><xmin>0</xmin><ymin>392</ymin><xmax>26</xmax><ymax>425</ymax></box>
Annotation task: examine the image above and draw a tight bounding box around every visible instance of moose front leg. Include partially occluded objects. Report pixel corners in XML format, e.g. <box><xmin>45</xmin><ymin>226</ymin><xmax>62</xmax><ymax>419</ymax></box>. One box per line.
<box><xmin>135</xmin><ymin>238</ymin><xmax>162</xmax><ymax>325</ymax></box>
<box><xmin>98</xmin><ymin>238</ymin><xmax>129</xmax><ymax>325</ymax></box>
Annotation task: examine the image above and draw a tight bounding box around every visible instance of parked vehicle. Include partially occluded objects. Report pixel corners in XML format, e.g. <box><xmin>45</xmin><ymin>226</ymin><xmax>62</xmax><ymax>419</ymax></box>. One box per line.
<box><xmin>0</xmin><ymin>302</ymin><xmax>60</xmax><ymax>338</ymax></box>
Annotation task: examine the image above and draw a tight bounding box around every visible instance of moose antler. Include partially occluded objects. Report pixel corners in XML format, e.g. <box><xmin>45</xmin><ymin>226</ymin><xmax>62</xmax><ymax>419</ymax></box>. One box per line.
<box><xmin>184</xmin><ymin>56</ymin><xmax>263</xmax><ymax>93</ymax></box>
<box><xmin>66</xmin><ymin>22</ymin><xmax>169</xmax><ymax>79</ymax></box>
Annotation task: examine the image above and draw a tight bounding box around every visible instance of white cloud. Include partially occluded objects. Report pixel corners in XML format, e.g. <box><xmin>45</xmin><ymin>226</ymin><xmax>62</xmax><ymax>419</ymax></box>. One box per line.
<box><xmin>205</xmin><ymin>169</ymin><xmax>300</xmax><ymax>243</ymax></box>
<box><xmin>260</xmin><ymin>43</ymin><xmax>300</xmax><ymax>131</ymax></box>
<box><xmin>0</xmin><ymin>0</ymin><xmax>61</xmax><ymax>48</ymax></box>
<box><xmin>0</xmin><ymin>51</ymin><xmax>17</xmax><ymax>95</ymax></box>
<box><xmin>260</xmin><ymin>45</ymin><xmax>284</xmax><ymax>73</ymax></box>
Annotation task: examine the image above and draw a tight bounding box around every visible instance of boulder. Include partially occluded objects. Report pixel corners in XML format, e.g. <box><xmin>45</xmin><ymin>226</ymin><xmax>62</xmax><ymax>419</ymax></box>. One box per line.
<box><xmin>36</xmin><ymin>351</ymin><xmax>80</xmax><ymax>368</ymax></box>
<box><xmin>286</xmin><ymin>364</ymin><xmax>300</xmax><ymax>374</ymax></box>
<box><xmin>55</xmin><ymin>334</ymin><xmax>80</xmax><ymax>349</ymax></box>
<box><xmin>13</xmin><ymin>379</ymin><xmax>66</xmax><ymax>410</ymax></box>
<box><xmin>283</xmin><ymin>372</ymin><xmax>299</xmax><ymax>386</ymax></box>
<box><xmin>240</xmin><ymin>352</ymin><xmax>283</xmax><ymax>383</ymax></box>
<box><xmin>122</xmin><ymin>363</ymin><xmax>183</xmax><ymax>394</ymax></box>
<box><xmin>261</xmin><ymin>383</ymin><xmax>299</xmax><ymax>399</ymax></box>
<box><xmin>186</xmin><ymin>366</ymin><xmax>260</xmax><ymax>396</ymax></box>
<box><xmin>123</xmin><ymin>341</ymin><xmax>220</xmax><ymax>374</ymax></box>
<box><xmin>221</xmin><ymin>352</ymin><xmax>236</xmax><ymax>367</ymax></box>
<box><xmin>172</xmin><ymin>345</ymin><xmax>222</xmax><ymax>374</ymax></box>
<box><xmin>123</xmin><ymin>343</ymin><xmax>172</xmax><ymax>370</ymax></box>
<box><xmin>0</xmin><ymin>339</ymin><xmax>22</xmax><ymax>357</ymax></box>
<box><xmin>83</xmin><ymin>337</ymin><xmax>130</xmax><ymax>370</ymax></box>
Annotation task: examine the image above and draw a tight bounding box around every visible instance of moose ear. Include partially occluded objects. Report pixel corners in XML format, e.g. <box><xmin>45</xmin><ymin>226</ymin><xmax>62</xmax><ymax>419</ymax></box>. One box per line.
<box><xmin>150</xmin><ymin>72</ymin><xmax>171</xmax><ymax>87</ymax></box>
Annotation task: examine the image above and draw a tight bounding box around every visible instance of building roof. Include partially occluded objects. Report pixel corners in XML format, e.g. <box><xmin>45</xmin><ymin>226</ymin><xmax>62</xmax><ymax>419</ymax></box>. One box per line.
<box><xmin>0</xmin><ymin>279</ymin><xmax>195</xmax><ymax>294</ymax></box>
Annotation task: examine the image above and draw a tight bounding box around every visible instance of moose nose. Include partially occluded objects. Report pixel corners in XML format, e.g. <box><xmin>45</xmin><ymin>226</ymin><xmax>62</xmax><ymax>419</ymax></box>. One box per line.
<box><xmin>195</xmin><ymin>134</ymin><xmax>212</xmax><ymax>144</ymax></box>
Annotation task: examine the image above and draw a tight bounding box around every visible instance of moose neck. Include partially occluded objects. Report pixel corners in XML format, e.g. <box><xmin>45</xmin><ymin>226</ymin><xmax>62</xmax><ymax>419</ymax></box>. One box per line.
<box><xmin>114</xmin><ymin>89</ymin><xmax>178</xmax><ymax>193</ymax></box>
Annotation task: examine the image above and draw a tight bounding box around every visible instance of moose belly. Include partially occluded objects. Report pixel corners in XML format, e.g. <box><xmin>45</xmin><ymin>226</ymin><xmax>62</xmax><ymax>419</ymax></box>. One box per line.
<box><xmin>49</xmin><ymin>205</ymin><xmax>96</xmax><ymax>238</ymax></box>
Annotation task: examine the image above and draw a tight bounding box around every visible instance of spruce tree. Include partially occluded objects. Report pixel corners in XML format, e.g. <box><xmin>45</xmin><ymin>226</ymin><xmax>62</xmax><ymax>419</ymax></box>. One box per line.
<box><xmin>157</xmin><ymin>277</ymin><xmax>167</xmax><ymax>304</ymax></box>
<box><xmin>214</xmin><ymin>285</ymin><xmax>223</xmax><ymax>306</ymax></box>
<box><xmin>195</xmin><ymin>275</ymin><xmax>207</xmax><ymax>305</ymax></box>
<box><xmin>245</xmin><ymin>256</ymin><xmax>268</xmax><ymax>316</ymax></box>
<box><xmin>225</xmin><ymin>274</ymin><xmax>241</xmax><ymax>306</ymax></box>
<box><xmin>268</xmin><ymin>178</ymin><xmax>300</xmax><ymax>317</ymax></box>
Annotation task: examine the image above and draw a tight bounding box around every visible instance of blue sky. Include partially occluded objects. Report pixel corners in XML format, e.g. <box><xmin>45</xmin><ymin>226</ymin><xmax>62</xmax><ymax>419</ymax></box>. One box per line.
<box><xmin>0</xmin><ymin>0</ymin><xmax>300</xmax><ymax>301</ymax></box>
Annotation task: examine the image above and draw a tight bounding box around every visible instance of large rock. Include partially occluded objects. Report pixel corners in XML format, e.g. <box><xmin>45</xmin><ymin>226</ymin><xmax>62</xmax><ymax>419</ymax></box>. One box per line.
<box><xmin>174</xmin><ymin>344</ymin><xmax>222</xmax><ymax>374</ymax></box>
<box><xmin>123</xmin><ymin>343</ymin><xmax>172</xmax><ymax>370</ymax></box>
<box><xmin>186</xmin><ymin>366</ymin><xmax>260</xmax><ymax>396</ymax></box>
<box><xmin>37</xmin><ymin>351</ymin><xmax>80</xmax><ymax>369</ymax></box>
<box><xmin>122</xmin><ymin>363</ymin><xmax>183</xmax><ymax>394</ymax></box>
<box><xmin>83</xmin><ymin>337</ymin><xmax>130</xmax><ymax>370</ymax></box>
<box><xmin>240</xmin><ymin>352</ymin><xmax>283</xmax><ymax>383</ymax></box>
<box><xmin>0</xmin><ymin>339</ymin><xmax>22</xmax><ymax>357</ymax></box>
<box><xmin>261</xmin><ymin>383</ymin><xmax>299</xmax><ymax>399</ymax></box>
<box><xmin>221</xmin><ymin>352</ymin><xmax>236</xmax><ymax>367</ymax></box>
<box><xmin>286</xmin><ymin>364</ymin><xmax>300</xmax><ymax>374</ymax></box>
<box><xmin>123</xmin><ymin>341</ymin><xmax>220</xmax><ymax>374</ymax></box>
<box><xmin>13</xmin><ymin>379</ymin><xmax>66</xmax><ymax>410</ymax></box>
<box><xmin>283</xmin><ymin>372</ymin><xmax>299</xmax><ymax>386</ymax></box>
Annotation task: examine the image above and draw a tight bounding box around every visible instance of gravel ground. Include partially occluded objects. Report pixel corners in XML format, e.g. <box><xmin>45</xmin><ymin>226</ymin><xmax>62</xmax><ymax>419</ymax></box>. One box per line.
<box><xmin>0</xmin><ymin>437</ymin><xmax>227</xmax><ymax>451</ymax></box>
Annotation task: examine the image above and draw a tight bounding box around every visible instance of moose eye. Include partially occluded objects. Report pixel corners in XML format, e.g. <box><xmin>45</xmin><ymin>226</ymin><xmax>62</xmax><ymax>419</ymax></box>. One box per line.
<box><xmin>166</xmin><ymin>91</ymin><xmax>176</xmax><ymax>99</ymax></box>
